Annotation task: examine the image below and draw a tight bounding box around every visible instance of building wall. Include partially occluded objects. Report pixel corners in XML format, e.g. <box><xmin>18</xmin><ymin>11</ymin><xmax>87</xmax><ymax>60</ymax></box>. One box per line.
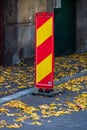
<box><xmin>18</xmin><ymin>0</ymin><xmax>47</xmax><ymax>23</ymax></box>
<box><xmin>76</xmin><ymin>0</ymin><xmax>87</xmax><ymax>53</ymax></box>
<box><xmin>4</xmin><ymin>0</ymin><xmax>87</xmax><ymax>65</ymax></box>
<box><xmin>4</xmin><ymin>0</ymin><xmax>18</xmax><ymax>23</ymax></box>
<box><xmin>17</xmin><ymin>0</ymin><xmax>47</xmax><ymax>62</ymax></box>
<box><xmin>4</xmin><ymin>0</ymin><xmax>18</xmax><ymax>66</ymax></box>
<box><xmin>4</xmin><ymin>0</ymin><xmax>48</xmax><ymax>66</ymax></box>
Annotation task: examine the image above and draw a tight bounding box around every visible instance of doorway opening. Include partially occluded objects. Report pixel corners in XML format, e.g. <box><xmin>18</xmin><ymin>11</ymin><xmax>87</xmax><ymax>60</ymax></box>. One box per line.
<box><xmin>54</xmin><ymin>0</ymin><xmax>76</xmax><ymax>56</ymax></box>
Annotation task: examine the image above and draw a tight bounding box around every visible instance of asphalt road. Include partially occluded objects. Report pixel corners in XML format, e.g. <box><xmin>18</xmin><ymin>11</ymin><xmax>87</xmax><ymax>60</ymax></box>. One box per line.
<box><xmin>0</xmin><ymin>91</ymin><xmax>87</xmax><ymax>130</ymax></box>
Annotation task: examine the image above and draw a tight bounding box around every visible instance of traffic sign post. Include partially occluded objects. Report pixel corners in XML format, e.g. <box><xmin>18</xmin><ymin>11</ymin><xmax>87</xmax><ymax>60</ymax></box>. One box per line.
<box><xmin>35</xmin><ymin>12</ymin><xmax>54</xmax><ymax>91</ymax></box>
<box><xmin>32</xmin><ymin>12</ymin><xmax>63</xmax><ymax>97</ymax></box>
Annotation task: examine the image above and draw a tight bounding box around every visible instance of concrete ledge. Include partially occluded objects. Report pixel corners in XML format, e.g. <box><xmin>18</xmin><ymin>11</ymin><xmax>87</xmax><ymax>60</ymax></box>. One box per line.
<box><xmin>0</xmin><ymin>88</ymin><xmax>35</xmax><ymax>104</ymax></box>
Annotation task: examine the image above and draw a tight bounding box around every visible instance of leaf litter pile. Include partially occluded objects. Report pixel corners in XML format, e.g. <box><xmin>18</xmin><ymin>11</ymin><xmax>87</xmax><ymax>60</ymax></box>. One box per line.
<box><xmin>0</xmin><ymin>53</ymin><xmax>87</xmax><ymax>128</ymax></box>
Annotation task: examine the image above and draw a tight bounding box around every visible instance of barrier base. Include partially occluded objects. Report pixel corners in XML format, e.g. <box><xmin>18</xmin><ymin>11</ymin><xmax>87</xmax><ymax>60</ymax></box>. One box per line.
<box><xmin>32</xmin><ymin>88</ymin><xmax>63</xmax><ymax>97</ymax></box>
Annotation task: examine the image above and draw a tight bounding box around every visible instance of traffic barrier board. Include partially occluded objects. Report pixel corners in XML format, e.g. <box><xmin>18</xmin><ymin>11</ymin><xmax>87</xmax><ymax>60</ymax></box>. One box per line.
<box><xmin>35</xmin><ymin>12</ymin><xmax>54</xmax><ymax>90</ymax></box>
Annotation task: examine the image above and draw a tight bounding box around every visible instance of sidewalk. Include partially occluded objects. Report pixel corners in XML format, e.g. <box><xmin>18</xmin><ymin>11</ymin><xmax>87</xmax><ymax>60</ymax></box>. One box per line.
<box><xmin>0</xmin><ymin>53</ymin><xmax>87</xmax><ymax>129</ymax></box>
<box><xmin>0</xmin><ymin>53</ymin><xmax>87</xmax><ymax>98</ymax></box>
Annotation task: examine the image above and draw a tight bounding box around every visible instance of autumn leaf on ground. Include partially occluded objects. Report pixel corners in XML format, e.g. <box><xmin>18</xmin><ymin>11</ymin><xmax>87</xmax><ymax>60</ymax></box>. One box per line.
<box><xmin>39</xmin><ymin>104</ymin><xmax>49</xmax><ymax>110</ymax></box>
<box><xmin>17</xmin><ymin>85</ymin><xmax>27</xmax><ymax>89</ymax></box>
<box><xmin>6</xmin><ymin>113</ymin><xmax>19</xmax><ymax>117</ymax></box>
<box><xmin>30</xmin><ymin>113</ymin><xmax>40</xmax><ymax>120</ymax></box>
<box><xmin>14</xmin><ymin>115</ymin><xmax>30</xmax><ymax>122</ymax></box>
<box><xmin>0</xmin><ymin>120</ymin><xmax>7</xmax><ymax>128</ymax></box>
<box><xmin>0</xmin><ymin>76</ymin><xmax>5</xmax><ymax>83</ymax></box>
<box><xmin>3</xmin><ymin>100</ymin><xmax>27</xmax><ymax>110</ymax></box>
<box><xmin>74</xmin><ymin>92</ymin><xmax>87</xmax><ymax>110</ymax></box>
<box><xmin>6</xmin><ymin>123</ymin><xmax>22</xmax><ymax>128</ymax></box>
<box><xmin>0</xmin><ymin>107</ymin><xmax>9</xmax><ymax>113</ymax></box>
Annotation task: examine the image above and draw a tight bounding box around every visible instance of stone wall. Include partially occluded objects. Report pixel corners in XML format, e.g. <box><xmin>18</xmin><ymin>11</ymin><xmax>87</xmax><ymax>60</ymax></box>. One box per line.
<box><xmin>17</xmin><ymin>0</ymin><xmax>47</xmax><ymax>62</ymax></box>
<box><xmin>76</xmin><ymin>0</ymin><xmax>87</xmax><ymax>53</ymax></box>
<box><xmin>4</xmin><ymin>0</ymin><xmax>48</xmax><ymax>66</ymax></box>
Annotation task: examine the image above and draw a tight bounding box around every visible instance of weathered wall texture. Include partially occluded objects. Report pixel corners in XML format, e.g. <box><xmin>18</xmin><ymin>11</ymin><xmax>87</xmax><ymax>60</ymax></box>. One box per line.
<box><xmin>18</xmin><ymin>24</ymin><xmax>35</xmax><ymax>60</ymax></box>
<box><xmin>4</xmin><ymin>24</ymin><xmax>19</xmax><ymax>65</ymax></box>
<box><xmin>47</xmin><ymin>0</ymin><xmax>54</xmax><ymax>12</ymax></box>
<box><xmin>18</xmin><ymin>0</ymin><xmax>47</xmax><ymax>23</ymax></box>
<box><xmin>76</xmin><ymin>0</ymin><xmax>87</xmax><ymax>53</ymax></box>
<box><xmin>4</xmin><ymin>0</ymin><xmax>19</xmax><ymax>66</ymax></box>
<box><xmin>4</xmin><ymin>0</ymin><xmax>48</xmax><ymax>66</ymax></box>
<box><xmin>17</xmin><ymin>0</ymin><xmax>47</xmax><ymax>63</ymax></box>
<box><xmin>4</xmin><ymin>0</ymin><xmax>18</xmax><ymax>23</ymax></box>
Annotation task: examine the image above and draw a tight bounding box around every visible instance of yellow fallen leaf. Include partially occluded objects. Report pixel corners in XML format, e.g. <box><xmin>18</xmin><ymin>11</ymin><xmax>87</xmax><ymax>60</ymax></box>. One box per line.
<box><xmin>3</xmin><ymin>100</ymin><xmax>26</xmax><ymax>110</ymax></box>
<box><xmin>0</xmin><ymin>120</ymin><xmax>7</xmax><ymax>126</ymax></box>
<box><xmin>57</xmin><ymin>103</ymin><xmax>62</xmax><ymax>106</ymax></box>
<box><xmin>49</xmin><ymin>103</ymin><xmax>57</xmax><ymax>110</ymax></box>
<box><xmin>6</xmin><ymin>113</ymin><xmax>19</xmax><ymax>117</ymax></box>
<box><xmin>18</xmin><ymin>85</ymin><xmax>27</xmax><ymax>89</ymax></box>
<box><xmin>0</xmin><ymin>124</ymin><xmax>4</xmax><ymax>128</ymax></box>
<box><xmin>0</xmin><ymin>76</ymin><xmax>5</xmax><ymax>82</ymax></box>
<box><xmin>5</xmin><ymin>85</ymin><xmax>11</xmax><ymax>88</ymax></box>
<box><xmin>50</xmin><ymin>103</ymin><xmax>56</xmax><ymax>107</ymax></box>
<box><xmin>39</xmin><ymin>104</ymin><xmax>49</xmax><ymax>110</ymax></box>
<box><xmin>54</xmin><ymin>110</ymin><xmax>65</xmax><ymax>116</ymax></box>
<box><xmin>49</xmin><ymin>110</ymin><xmax>56</xmax><ymax>116</ymax></box>
<box><xmin>55</xmin><ymin>98</ymin><xmax>60</xmax><ymax>101</ymax></box>
<box><xmin>7</xmin><ymin>123</ymin><xmax>22</xmax><ymax>128</ymax></box>
<box><xmin>81</xmin><ymin>93</ymin><xmax>87</xmax><ymax>98</ymax></box>
<box><xmin>15</xmin><ymin>115</ymin><xmax>30</xmax><ymax>122</ymax></box>
<box><xmin>64</xmin><ymin>110</ymin><xmax>72</xmax><ymax>114</ymax></box>
<box><xmin>30</xmin><ymin>113</ymin><xmax>40</xmax><ymax>120</ymax></box>
<box><xmin>0</xmin><ymin>107</ymin><xmax>9</xmax><ymax>113</ymax></box>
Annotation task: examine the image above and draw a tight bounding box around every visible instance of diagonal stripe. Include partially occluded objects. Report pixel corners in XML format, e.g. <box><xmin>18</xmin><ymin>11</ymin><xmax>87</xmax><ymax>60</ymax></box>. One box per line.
<box><xmin>36</xmin><ymin>72</ymin><xmax>52</xmax><ymax>86</ymax></box>
<box><xmin>36</xmin><ymin>36</ymin><xmax>52</xmax><ymax>64</ymax></box>
<box><xmin>36</xmin><ymin>17</ymin><xmax>52</xmax><ymax>47</ymax></box>
<box><xmin>36</xmin><ymin>17</ymin><xmax>50</xmax><ymax>29</ymax></box>
<box><xmin>36</xmin><ymin>54</ymin><xmax>52</xmax><ymax>83</ymax></box>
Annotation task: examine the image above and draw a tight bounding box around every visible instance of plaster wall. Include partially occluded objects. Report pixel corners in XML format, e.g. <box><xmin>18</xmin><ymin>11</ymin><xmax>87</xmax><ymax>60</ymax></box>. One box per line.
<box><xmin>4</xmin><ymin>0</ymin><xmax>48</xmax><ymax>65</ymax></box>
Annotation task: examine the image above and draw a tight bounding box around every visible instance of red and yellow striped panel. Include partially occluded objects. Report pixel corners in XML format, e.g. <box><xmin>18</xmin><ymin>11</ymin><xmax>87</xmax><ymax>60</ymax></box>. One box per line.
<box><xmin>35</xmin><ymin>12</ymin><xmax>54</xmax><ymax>89</ymax></box>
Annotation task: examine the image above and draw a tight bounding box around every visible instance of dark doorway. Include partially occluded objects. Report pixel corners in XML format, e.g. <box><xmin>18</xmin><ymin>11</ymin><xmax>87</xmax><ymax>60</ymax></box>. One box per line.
<box><xmin>0</xmin><ymin>0</ymin><xmax>4</xmax><ymax>65</ymax></box>
<box><xmin>54</xmin><ymin>0</ymin><xmax>76</xmax><ymax>56</ymax></box>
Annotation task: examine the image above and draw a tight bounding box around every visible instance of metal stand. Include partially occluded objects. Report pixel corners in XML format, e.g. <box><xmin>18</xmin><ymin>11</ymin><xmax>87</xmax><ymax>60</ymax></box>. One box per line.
<box><xmin>32</xmin><ymin>88</ymin><xmax>63</xmax><ymax>97</ymax></box>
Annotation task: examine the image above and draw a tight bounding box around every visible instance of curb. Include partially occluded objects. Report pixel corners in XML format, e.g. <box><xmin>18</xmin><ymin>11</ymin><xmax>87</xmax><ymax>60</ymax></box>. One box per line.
<box><xmin>54</xmin><ymin>70</ymin><xmax>87</xmax><ymax>85</ymax></box>
<box><xmin>0</xmin><ymin>70</ymin><xmax>87</xmax><ymax>104</ymax></box>
<box><xmin>0</xmin><ymin>88</ymin><xmax>35</xmax><ymax>104</ymax></box>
